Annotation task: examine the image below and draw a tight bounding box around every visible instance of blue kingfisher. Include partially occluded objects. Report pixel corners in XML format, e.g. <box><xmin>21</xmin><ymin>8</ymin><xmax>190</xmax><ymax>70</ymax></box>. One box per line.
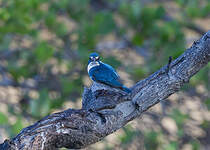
<box><xmin>87</xmin><ymin>52</ymin><xmax>131</xmax><ymax>93</ymax></box>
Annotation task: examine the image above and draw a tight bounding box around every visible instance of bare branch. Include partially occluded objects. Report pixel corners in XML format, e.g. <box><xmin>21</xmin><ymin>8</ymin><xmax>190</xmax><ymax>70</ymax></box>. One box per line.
<box><xmin>1</xmin><ymin>31</ymin><xmax>210</xmax><ymax>150</ymax></box>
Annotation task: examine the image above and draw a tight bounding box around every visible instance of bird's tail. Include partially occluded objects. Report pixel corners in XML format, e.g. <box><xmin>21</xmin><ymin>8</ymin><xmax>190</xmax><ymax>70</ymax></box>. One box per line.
<box><xmin>122</xmin><ymin>86</ymin><xmax>131</xmax><ymax>93</ymax></box>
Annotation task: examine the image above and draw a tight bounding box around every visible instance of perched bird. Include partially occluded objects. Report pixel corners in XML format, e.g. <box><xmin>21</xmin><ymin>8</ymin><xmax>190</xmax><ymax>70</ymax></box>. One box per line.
<box><xmin>87</xmin><ymin>52</ymin><xmax>131</xmax><ymax>93</ymax></box>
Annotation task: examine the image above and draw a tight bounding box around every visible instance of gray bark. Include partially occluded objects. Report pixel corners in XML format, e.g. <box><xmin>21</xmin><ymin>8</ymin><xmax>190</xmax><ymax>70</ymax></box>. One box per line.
<box><xmin>1</xmin><ymin>31</ymin><xmax>210</xmax><ymax>150</ymax></box>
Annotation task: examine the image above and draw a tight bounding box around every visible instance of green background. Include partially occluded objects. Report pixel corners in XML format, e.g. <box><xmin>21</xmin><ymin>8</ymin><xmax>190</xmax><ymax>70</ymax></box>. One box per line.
<box><xmin>0</xmin><ymin>0</ymin><xmax>210</xmax><ymax>149</ymax></box>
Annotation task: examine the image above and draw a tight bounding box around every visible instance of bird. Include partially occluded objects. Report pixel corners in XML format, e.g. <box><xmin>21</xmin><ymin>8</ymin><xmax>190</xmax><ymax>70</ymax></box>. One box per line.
<box><xmin>87</xmin><ymin>52</ymin><xmax>131</xmax><ymax>93</ymax></box>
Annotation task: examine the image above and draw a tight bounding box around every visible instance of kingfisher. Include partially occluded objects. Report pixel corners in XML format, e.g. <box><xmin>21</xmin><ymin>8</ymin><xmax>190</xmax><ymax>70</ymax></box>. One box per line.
<box><xmin>87</xmin><ymin>52</ymin><xmax>131</xmax><ymax>93</ymax></box>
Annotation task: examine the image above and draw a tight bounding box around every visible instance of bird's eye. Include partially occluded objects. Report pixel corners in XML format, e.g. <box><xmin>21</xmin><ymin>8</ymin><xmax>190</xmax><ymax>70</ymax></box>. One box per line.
<box><xmin>95</xmin><ymin>56</ymin><xmax>99</xmax><ymax>60</ymax></box>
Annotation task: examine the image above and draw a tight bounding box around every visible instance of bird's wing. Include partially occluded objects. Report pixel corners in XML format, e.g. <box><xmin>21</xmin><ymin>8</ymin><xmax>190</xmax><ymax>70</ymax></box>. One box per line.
<box><xmin>90</xmin><ymin>63</ymin><xmax>123</xmax><ymax>87</ymax></box>
<box><xmin>100</xmin><ymin>62</ymin><xmax>120</xmax><ymax>78</ymax></box>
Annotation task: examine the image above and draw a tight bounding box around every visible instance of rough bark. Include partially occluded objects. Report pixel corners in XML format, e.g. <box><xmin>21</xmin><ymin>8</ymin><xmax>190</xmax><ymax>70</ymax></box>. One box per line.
<box><xmin>1</xmin><ymin>31</ymin><xmax>210</xmax><ymax>150</ymax></box>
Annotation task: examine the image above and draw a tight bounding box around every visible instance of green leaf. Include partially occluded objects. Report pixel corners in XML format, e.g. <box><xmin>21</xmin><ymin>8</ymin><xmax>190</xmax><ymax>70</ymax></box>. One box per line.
<box><xmin>67</xmin><ymin>0</ymin><xmax>90</xmax><ymax>21</ymax></box>
<box><xmin>155</xmin><ymin>6</ymin><xmax>165</xmax><ymax>19</ymax></box>
<box><xmin>204</xmin><ymin>98</ymin><xmax>210</xmax><ymax>110</ymax></box>
<box><xmin>164</xmin><ymin>141</ymin><xmax>178</xmax><ymax>150</ymax></box>
<box><xmin>55</xmin><ymin>23</ymin><xmax>68</xmax><ymax>37</ymax></box>
<box><xmin>201</xmin><ymin>4</ymin><xmax>210</xmax><ymax>17</ymax></box>
<box><xmin>201</xmin><ymin>120</ymin><xmax>210</xmax><ymax>129</ymax></box>
<box><xmin>119</xmin><ymin>125</ymin><xmax>137</xmax><ymax>145</ymax></box>
<box><xmin>34</xmin><ymin>42</ymin><xmax>54</xmax><ymax>63</ymax></box>
<box><xmin>12</xmin><ymin>117</ymin><xmax>23</xmax><ymax>135</ymax></box>
<box><xmin>93</xmin><ymin>12</ymin><xmax>116</xmax><ymax>34</ymax></box>
<box><xmin>191</xmin><ymin>140</ymin><xmax>200</xmax><ymax>150</ymax></box>
<box><xmin>144</xmin><ymin>131</ymin><xmax>160</xmax><ymax>150</ymax></box>
<box><xmin>170</xmin><ymin>109</ymin><xmax>188</xmax><ymax>128</ymax></box>
<box><xmin>176</xmin><ymin>0</ymin><xmax>188</xmax><ymax>6</ymax></box>
<box><xmin>132</xmin><ymin>34</ymin><xmax>144</xmax><ymax>46</ymax></box>
<box><xmin>8</xmin><ymin>63</ymin><xmax>32</xmax><ymax>80</ymax></box>
<box><xmin>45</xmin><ymin>13</ymin><xmax>56</xmax><ymax>28</ymax></box>
<box><xmin>0</xmin><ymin>112</ymin><xmax>8</xmax><ymax>125</ymax></box>
<box><xmin>186</xmin><ymin>6</ymin><xmax>200</xmax><ymax>18</ymax></box>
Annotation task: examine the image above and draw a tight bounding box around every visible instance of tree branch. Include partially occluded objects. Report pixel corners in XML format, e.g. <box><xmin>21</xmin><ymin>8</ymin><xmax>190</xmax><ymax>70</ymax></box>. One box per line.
<box><xmin>1</xmin><ymin>31</ymin><xmax>210</xmax><ymax>150</ymax></box>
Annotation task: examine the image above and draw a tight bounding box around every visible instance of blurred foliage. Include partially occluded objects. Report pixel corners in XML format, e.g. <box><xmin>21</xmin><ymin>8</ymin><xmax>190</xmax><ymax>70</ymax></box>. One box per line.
<box><xmin>0</xmin><ymin>0</ymin><xmax>209</xmax><ymax>149</ymax></box>
<box><xmin>119</xmin><ymin>125</ymin><xmax>139</xmax><ymax>145</ymax></box>
<box><xmin>144</xmin><ymin>131</ymin><xmax>161</xmax><ymax>150</ymax></box>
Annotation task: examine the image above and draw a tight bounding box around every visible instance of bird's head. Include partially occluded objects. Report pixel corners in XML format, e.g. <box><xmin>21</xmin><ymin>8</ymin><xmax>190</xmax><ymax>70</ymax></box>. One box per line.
<box><xmin>88</xmin><ymin>52</ymin><xmax>100</xmax><ymax>64</ymax></box>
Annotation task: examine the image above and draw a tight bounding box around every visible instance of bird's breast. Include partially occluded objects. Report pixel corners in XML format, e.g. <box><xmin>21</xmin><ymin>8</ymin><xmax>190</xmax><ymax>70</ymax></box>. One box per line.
<box><xmin>87</xmin><ymin>61</ymin><xmax>100</xmax><ymax>73</ymax></box>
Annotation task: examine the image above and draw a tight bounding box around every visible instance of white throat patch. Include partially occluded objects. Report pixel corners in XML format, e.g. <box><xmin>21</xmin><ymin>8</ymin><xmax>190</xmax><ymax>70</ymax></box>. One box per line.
<box><xmin>87</xmin><ymin>61</ymin><xmax>100</xmax><ymax>73</ymax></box>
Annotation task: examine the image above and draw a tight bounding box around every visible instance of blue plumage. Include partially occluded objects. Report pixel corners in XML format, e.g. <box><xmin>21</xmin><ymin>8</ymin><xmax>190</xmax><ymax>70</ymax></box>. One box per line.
<box><xmin>87</xmin><ymin>52</ymin><xmax>131</xmax><ymax>93</ymax></box>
